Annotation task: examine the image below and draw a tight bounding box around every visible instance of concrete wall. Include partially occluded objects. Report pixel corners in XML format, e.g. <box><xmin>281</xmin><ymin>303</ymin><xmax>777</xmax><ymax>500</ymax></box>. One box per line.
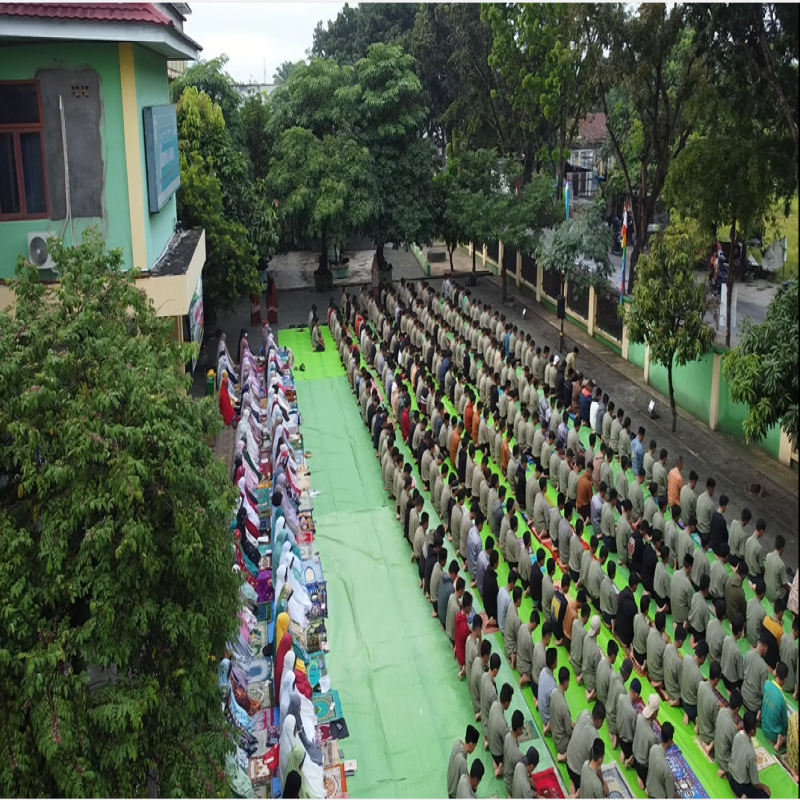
<box><xmin>0</xmin><ymin>43</ymin><xmax>132</xmax><ymax>278</ymax></box>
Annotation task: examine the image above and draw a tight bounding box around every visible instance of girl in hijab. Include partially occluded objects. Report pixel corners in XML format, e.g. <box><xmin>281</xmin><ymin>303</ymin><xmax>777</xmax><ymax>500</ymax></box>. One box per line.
<box><xmin>219</xmin><ymin>372</ymin><xmax>237</xmax><ymax>426</ymax></box>
<box><xmin>282</xmin><ymin>771</ymin><xmax>302</xmax><ymax>799</ymax></box>
<box><xmin>279</xmin><ymin>714</ymin><xmax>303</xmax><ymax>785</ymax></box>
<box><xmin>237</xmin><ymin>328</ymin><xmax>248</xmax><ymax>367</ymax></box>
<box><xmin>274</xmin><ymin>565</ymin><xmax>308</xmax><ymax>627</ymax></box>
<box><xmin>287</xmin><ymin>695</ymin><xmax>324</xmax><ymax>798</ymax></box>
<box><xmin>279</xmin><ymin>659</ymin><xmax>315</xmax><ymax>732</ymax></box>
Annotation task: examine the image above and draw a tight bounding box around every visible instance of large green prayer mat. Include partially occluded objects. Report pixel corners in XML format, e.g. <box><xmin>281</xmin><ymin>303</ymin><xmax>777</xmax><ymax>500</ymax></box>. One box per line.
<box><xmin>279</xmin><ymin>328</ymin><xmax>562</xmax><ymax>798</ymax></box>
<box><xmin>279</xmin><ymin>327</ymin><xmax>796</xmax><ymax>799</ymax></box>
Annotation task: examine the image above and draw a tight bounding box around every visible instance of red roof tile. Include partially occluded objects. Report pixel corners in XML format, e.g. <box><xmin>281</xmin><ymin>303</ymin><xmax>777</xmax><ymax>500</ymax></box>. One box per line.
<box><xmin>577</xmin><ymin>113</ymin><xmax>607</xmax><ymax>145</ymax></box>
<box><xmin>0</xmin><ymin>3</ymin><xmax>174</xmax><ymax>27</ymax></box>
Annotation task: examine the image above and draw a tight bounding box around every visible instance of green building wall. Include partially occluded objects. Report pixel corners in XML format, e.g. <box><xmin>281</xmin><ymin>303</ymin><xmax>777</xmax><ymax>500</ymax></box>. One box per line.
<box><xmin>133</xmin><ymin>44</ymin><xmax>178</xmax><ymax>271</ymax></box>
<box><xmin>0</xmin><ymin>43</ymin><xmax>132</xmax><ymax>278</ymax></box>
<box><xmin>648</xmin><ymin>352</ymin><xmax>713</xmax><ymax>427</ymax></box>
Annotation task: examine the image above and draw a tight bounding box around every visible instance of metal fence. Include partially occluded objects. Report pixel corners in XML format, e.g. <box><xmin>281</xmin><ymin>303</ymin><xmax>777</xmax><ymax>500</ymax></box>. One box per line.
<box><xmin>542</xmin><ymin>268</ymin><xmax>561</xmax><ymax>300</ymax></box>
<box><xmin>521</xmin><ymin>252</ymin><xmax>537</xmax><ymax>286</ymax></box>
<box><xmin>486</xmin><ymin>240</ymin><xmax>499</xmax><ymax>264</ymax></box>
<box><xmin>596</xmin><ymin>285</ymin><xmax>624</xmax><ymax>340</ymax></box>
<box><xmin>502</xmin><ymin>245</ymin><xmax>517</xmax><ymax>276</ymax></box>
<box><xmin>567</xmin><ymin>281</ymin><xmax>590</xmax><ymax>320</ymax></box>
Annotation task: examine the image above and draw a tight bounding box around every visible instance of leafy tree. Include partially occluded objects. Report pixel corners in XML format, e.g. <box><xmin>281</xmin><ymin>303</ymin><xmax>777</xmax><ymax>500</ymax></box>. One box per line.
<box><xmin>312</xmin><ymin>2</ymin><xmax>417</xmax><ymax>65</ymax></box>
<box><xmin>483</xmin><ymin>3</ymin><xmax>603</xmax><ymax>187</ymax></box>
<box><xmin>272</xmin><ymin>60</ymin><xmax>299</xmax><ymax>85</ymax></box>
<box><xmin>355</xmin><ymin>43</ymin><xmax>435</xmax><ymax>265</ymax></box>
<box><xmin>0</xmin><ymin>230</ymin><xmax>239</xmax><ymax>797</ymax></box>
<box><xmin>722</xmin><ymin>278</ymin><xmax>798</xmax><ymax>447</ymax></box>
<box><xmin>536</xmin><ymin>202</ymin><xmax>613</xmax><ymax>348</ymax></box>
<box><xmin>690</xmin><ymin>4</ymin><xmax>798</xmax><ymax>149</ymax></box>
<box><xmin>449</xmin><ymin>148</ymin><xmax>558</xmax><ymax>301</ymax></box>
<box><xmin>597</xmin><ymin>3</ymin><xmax>706</xmax><ymax>291</ymax></box>
<box><xmin>623</xmin><ymin>218</ymin><xmax>714</xmax><ymax>431</ymax></box>
<box><xmin>176</xmin><ymin>87</ymin><xmax>262</xmax><ymax>317</ymax></box>
<box><xmin>664</xmin><ymin>126</ymin><xmax>795</xmax><ymax>346</ymax></box>
<box><xmin>170</xmin><ymin>55</ymin><xmax>243</xmax><ymax>142</ymax></box>
<box><xmin>268</xmin><ymin>58</ymin><xmax>358</xmax><ymax>141</ymax></box>
<box><xmin>410</xmin><ymin>4</ymin><xmax>528</xmax><ymax>161</ymax></box>
<box><xmin>241</xmin><ymin>92</ymin><xmax>273</xmax><ymax>181</ymax></box>
<box><xmin>267</xmin><ymin>126</ymin><xmax>375</xmax><ymax>268</ymax></box>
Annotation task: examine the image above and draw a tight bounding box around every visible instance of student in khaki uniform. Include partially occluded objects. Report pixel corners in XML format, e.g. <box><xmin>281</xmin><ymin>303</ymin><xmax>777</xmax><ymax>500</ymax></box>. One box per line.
<box><xmin>470</xmin><ymin>640</ymin><xmax>490</xmax><ymax>720</ymax></box>
<box><xmin>765</xmin><ymin>534</ymin><xmax>789</xmax><ymax>603</ymax></box>
<box><xmin>582</xmin><ymin>616</ymin><xmax>604</xmax><ymax>702</ymax></box>
<box><xmin>715</xmin><ymin>690</ymin><xmax>743</xmax><ymax>779</ymax></box>
<box><xmin>565</xmin><ymin>702</ymin><xmax>606</xmax><ymax>796</ymax></box>
<box><xmin>632</xmin><ymin>694</ymin><xmax>660</xmax><ymax>789</ymax></box>
<box><xmin>447</xmin><ymin>726</ymin><xmax>479</xmax><ymax>799</ymax></box>
<box><xmin>646</xmin><ymin>612</ymin><xmax>668</xmax><ymax>690</ymax></box>
<box><xmin>511</xmin><ymin>748</ymin><xmax>539</xmax><ymax>799</ymax></box>
<box><xmin>741</xmin><ymin>636</ymin><xmax>770</xmax><ymax>717</ymax></box>
<box><xmin>696</xmin><ymin>662</ymin><xmax>723</xmax><ymax>756</ymax></box>
<box><xmin>479</xmin><ymin>654</ymin><xmax>501</xmax><ymax>748</ymax></box>
<box><xmin>728</xmin><ymin>711</ymin><xmax>773</xmax><ymax>799</ymax></box>
<box><xmin>488</xmin><ymin>683</ymin><xmax>513</xmax><ymax>778</ymax></box>
<box><xmin>663</xmin><ymin>624</ymin><xmax>687</xmax><ymax>706</ymax></box>
<box><xmin>502</xmin><ymin>710</ymin><xmax>525</xmax><ymax>795</ymax></box>
<box><xmin>680</xmin><ymin>641</ymin><xmax>708</xmax><ymax>727</ymax></box>
<box><xmin>549</xmin><ymin>667</ymin><xmax>574</xmax><ymax>761</ymax></box>
<box><xmin>579</xmin><ymin>739</ymin><xmax>608</xmax><ymax>800</ymax></box>
<box><xmin>516</xmin><ymin>610</ymin><xmax>539</xmax><ymax>689</ymax></box>
<box><xmin>646</xmin><ymin>721</ymin><xmax>677</xmax><ymax>800</ymax></box>
<box><xmin>455</xmin><ymin>760</ymin><xmax>484</xmax><ymax>799</ymax></box>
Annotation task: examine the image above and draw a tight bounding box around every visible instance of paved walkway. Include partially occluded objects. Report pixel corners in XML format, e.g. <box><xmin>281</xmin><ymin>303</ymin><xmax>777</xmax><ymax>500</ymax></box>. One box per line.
<box><xmin>202</xmin><ymin>247</ymin><xmax>797</xmax><ymax>572</ymax></box>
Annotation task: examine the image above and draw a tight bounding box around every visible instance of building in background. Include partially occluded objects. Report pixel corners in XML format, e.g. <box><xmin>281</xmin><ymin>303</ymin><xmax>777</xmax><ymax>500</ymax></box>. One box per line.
<box><xmin>0</xmin><ymin>2</ymin><xmax>206</xmax><ymax>355</ymax></box>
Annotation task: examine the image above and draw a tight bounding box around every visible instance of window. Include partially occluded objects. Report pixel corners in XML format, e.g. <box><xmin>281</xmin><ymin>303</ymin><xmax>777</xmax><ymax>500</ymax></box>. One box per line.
<box><xmin>0</xmin><ymin>81</ymin><xmax>48</xmax><ymax>220</ymax></box>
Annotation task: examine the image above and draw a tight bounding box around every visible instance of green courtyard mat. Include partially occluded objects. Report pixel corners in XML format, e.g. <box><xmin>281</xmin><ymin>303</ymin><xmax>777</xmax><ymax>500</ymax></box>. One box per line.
<box><xmin>279</xmin><ymin>328</ymin><xmax>561</xmax><ymax>798</ymax></box>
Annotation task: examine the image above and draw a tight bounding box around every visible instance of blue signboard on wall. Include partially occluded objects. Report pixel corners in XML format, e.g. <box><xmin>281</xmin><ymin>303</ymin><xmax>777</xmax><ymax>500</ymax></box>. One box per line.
<box><xmin>142</xmin><ymin>104</ymin><xmax>180</xmax><ymax>213</ymax></box>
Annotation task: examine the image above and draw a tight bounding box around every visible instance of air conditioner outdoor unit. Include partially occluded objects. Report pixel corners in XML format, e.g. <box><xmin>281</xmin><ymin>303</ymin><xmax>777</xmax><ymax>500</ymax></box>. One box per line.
<box><xmin>27</xmin><ymin>231</ymin><xmax>56</xmax><ymax>270</ymax></box>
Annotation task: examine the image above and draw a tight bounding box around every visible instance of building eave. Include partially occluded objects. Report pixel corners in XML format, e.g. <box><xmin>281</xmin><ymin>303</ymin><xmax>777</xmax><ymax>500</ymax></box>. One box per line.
<box><xmin>0</xmin><ymin>16</ymin><xmax>202</xmax><ymax>59</ymax></box>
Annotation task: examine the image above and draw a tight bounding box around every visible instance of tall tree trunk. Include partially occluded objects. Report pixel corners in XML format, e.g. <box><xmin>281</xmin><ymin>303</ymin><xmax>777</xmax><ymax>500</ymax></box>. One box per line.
<box><xmin>667</xmin><ymin>358</ymin><xmax>677</xmax><ymax>432</ymax></box>
<box><xmin>376</xmin><ymin>241</ymin><xmax>384</xmax><ymax>268</ymax></box>
<box><xmin>726</xmin><ymin>216</ymin><xmax>736</xmax><ymax>348</ymax></box>
<box><xmin>559</xmin><ymin>272</ymin><xmax>566</xmax><ymax>352</ymax></box>
<box><xmin>501</xmin><ymin>252</ymin><xmax>507</xmax><ymax>304</ymax></box>
<box><xmin>319</xmin><ymin>229</ymin><xmax>328</xmax><ymax>273</ymax></box>
<box><xmin>472</xmin><ymin>242</ymin><xmax>476</xmax><ymax>273</ymax></box>
<box><xmin>449</xmin><ymin>244</ymin><xmax>455</xmax><ymax>273</ymax></box>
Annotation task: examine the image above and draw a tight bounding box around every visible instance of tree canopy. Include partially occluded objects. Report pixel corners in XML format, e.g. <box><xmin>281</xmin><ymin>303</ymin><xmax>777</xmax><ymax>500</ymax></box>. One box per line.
<box><xmin>624</xmin><ymin>218</ymin><xmax>714</xmax><ymax>431</ymax></box>
<box><xmin>312</xmin><ymin>2</ymin><xmax>417</xmax><ymax>65</ymax></box>
<box><xmin>355</xmin><ymin>43</ymin><xmax>434</xmax><ymax>262</ymax></box>
<box><xmin>723</xmin><ymin>278</ymin><xmax>799</xmax><ymax>447</ymax></box>
<box><xmin>0</xmin><ymin>231</ymin><xmax>239</xmax><ymax>797</ymax></box>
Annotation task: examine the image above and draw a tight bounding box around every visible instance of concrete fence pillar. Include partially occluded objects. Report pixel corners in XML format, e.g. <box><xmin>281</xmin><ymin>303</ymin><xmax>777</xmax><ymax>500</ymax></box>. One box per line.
<box><xmin>516</xmin><ymin>250</ymin><xmax>522</xmax><ymax>288</ymax></box>
<box><xmin>536</xmin><ymin>262</ymin><xmax>543</xmax><ymax>303</ymax></box>
<box><xmin>643</xmin><ymin>342</ymin><xmax>651</xmax><ymax>384</ymax></box>
<box><xmin>498</xmin><ymin>240</ymin><xmax>504</xmax><ymax>274</ymax></box>
<box><xmin>709</xmin><ymin>352</ymin><xmax>722</xmax><ymax>431</ymax></box>
<box><xmin>482</xmin><ymin>244</ymin><xmax>487</xmax><ymax>267</ymax></box>
<box><xmin>468</xmin><ymin>241</ymin><xmax>473</xmax><ymax>257</ymax></box>
<box><xmin>778</xmin><ymin>429</ymin><xmax>793</xmax><ymax>467</ymax></box>
<box><xmin>587</xmin><ymin>285</ymin><xmax>597</xmax><ymax>337</ymax></box>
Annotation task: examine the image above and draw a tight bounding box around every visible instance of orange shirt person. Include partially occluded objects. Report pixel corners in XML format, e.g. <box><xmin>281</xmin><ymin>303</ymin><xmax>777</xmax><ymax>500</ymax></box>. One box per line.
<box><xmin>464</xmin><ymin>399</ymin><xmax>474</xmax><ymax>442</ymax></box>
<box><xmin>450</xmin><ymin>421</ymin><xmax>464</xmax><ymax>466</ymax></box>
<box><xmin>668</xmin><ymin>455</ymin><xmax>685</xmax><ymax>509</ymax></box>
